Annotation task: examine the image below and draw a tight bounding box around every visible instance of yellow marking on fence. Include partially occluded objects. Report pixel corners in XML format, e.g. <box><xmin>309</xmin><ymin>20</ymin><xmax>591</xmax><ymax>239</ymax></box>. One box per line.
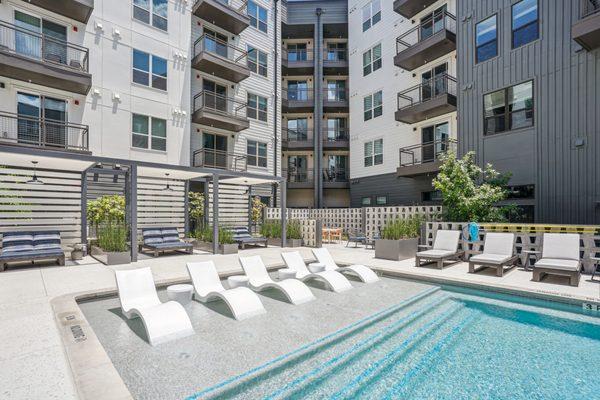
<box><xmin>480</xmin><ymin>223</ymin><xmax>600</xmax><ymax>235</ymax></box>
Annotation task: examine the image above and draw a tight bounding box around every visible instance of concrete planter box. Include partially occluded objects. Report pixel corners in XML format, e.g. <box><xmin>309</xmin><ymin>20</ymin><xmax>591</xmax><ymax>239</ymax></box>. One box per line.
<box><xmin>267</xmin><ymin>238</ymin><xmax>303</xmax><ymax>247</ymax></box>
<box><xmin>192</xmin><ymin>240</ymin><xmax>238</xmax><ymax>255</ymax></box>
<box><xmin>375</xmin><ymin>238</ymin><xmax>418</xmax><ymax>261</ymax></box>
<box><xmin>90</xmin><ymin>246</ymin><xmax>131</xmax><ymax>266</ymax></box>
<box><xmin>220</xmin><ymin>243</ymin><xmax>238</xmax><ymax>255</ymax></box>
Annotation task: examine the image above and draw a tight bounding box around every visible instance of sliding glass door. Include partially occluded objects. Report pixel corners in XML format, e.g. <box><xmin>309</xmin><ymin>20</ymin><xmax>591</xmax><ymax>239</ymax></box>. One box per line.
<box><xmin>17</xmin><ymin>92</ymin><xmax>67</xmax><ymax>147</ymax></box>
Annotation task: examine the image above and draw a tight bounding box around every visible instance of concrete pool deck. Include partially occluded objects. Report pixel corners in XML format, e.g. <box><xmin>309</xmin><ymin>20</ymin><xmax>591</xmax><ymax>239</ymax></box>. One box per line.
<box><xmin>0</xmin><ymin>244</ymin><xmax>598</xmax><ymax>399</ymax></box>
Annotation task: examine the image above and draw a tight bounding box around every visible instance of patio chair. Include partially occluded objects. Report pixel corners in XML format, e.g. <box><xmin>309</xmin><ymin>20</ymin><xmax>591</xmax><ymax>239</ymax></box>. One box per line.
<box><xmin>468</xmin><ymin>232</ymin><xmax>518</xmax><ymax>277</ymax></box>
<box><xmin>311</xmin><ymin>247</ymin><xmax>379</xmax><ymax>283</ymax></box>
<box><xmin>533</xmin><ymin>233</ymin><xmax>581</xmax><ymax>286</ymax></box>
<box><xmin>415</xmin><ymin>230</ymin><xmax>464</xmax><ymax>269</ymax></box>
<box><xmin>115</xmin><ymin>267</ymin><xmax>194</xmax><ymax>346</ymax></box>
<box><xmin>231</xmin><ymin>227</ymin><xmax>268</xmax><ymax>249</ymax></box>
<box><xmin>186</xmin><ymin>261</ymin><xmax>266</xmax><ymax>320</ymax></box>
<box><xmin>346</xmin><ymin>230</ymin><xmax>367</xmax><ymax>247</ymax></box>
<box><xmin>239</xmin><ymin>255</ymin><xmax>315</xmax><ymax>305</ymax></box>
<box><xmin>0</xmin><ymin>231</ymin><xmax>65</xmax><ymax>272</ymax></box>
<box><xmin>139</xmin><ymin>227</ymin><xmax>193</xmax><ymax>257</ymax></box>
<box><xmin>281</xmin><ymin>251</ymin><xmax>353</xmax><ymax>293</ymax></box>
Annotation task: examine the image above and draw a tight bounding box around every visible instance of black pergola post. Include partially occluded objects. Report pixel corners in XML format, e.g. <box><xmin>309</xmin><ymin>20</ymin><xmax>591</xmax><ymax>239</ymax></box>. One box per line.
<box><xmin>129</xmin><ymin>164</ymin><xmax>138</xmax><ymax>262</ymax></box>
<box><xmin>280</xmin><ymin>180</ymin><xmax>287</xmax><ymax>247</ymax></box>
<box><xmin>184</xmin><ymin>180</ymin><xmax>190</xmax><ymax>236</ymax></box>
<box><xmin>203</xmin><ymin>177</ymin><xmax>210</xmax><ymax>228</ymax></box>
<box><xmin>212</xmin><ymin>174</ymin><xmax>219</xmax><ymax>254</ymax></box>
<box><xmin>80</xmin><ymin>169</ymin><xmax>88</xmax><ymax>247</ymax></box>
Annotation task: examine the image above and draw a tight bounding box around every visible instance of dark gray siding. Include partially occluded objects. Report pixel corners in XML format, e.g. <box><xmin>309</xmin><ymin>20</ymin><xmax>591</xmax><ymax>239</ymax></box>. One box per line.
<box><xmin>350</xmin><ymin>173</ymin><xmax>438</xmax><ymax>207</ymax></box>
<box><xmin>457</xmin><ymin>0</ymin><xmax>600</xmax><ymax>224</ymax></box>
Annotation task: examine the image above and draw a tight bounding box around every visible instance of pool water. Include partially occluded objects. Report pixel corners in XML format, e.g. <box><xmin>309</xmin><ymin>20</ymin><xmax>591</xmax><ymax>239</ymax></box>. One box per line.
<box><xmin>189</xmin><ymin>287</ymin><xmax>600</xmax><ymax>400</ymax></box>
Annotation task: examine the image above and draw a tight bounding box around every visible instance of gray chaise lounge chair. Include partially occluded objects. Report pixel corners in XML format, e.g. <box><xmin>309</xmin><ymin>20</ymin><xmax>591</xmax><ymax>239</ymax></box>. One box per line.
<box><xmin>0</xmin><ymin>231</ymin><xmax>65</xmax><ymax>272</ymax></box>
<box><xmin>533</xmin><ymin>233</ymin><xmax>581</xmax><ymax>287</ymax></box>
<box><xmin>139</xmin><ymin>228</ymin><xmax>193</xmax><ymax>257</ymax></box>
<box><xmin>231</xmin><ymin>227</ymin><xmax>267</xmax><ymax>249</ymax></box>
<box><xmin>346</xmin><ymin>230</ymin><xmax>367</xmax><ymax>247</ymax></box>
<box><xmin>415</xmin><ymin>230</ymin><xmax>464</xmax><ymax>269</ymax></box>
<box><xmin>468</xmin><ymin>232</ymin><xmax>518</xmax><ymax>277</ymax></box>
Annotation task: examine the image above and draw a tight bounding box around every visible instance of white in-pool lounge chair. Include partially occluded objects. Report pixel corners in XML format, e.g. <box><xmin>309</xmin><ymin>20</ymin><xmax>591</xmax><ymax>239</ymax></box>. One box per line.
<box><xmin>533</xmin><ymin>233</ymin><xmax>581</xmax><ymax>287</ymax></box>
<box><xmin>115</xmin><ymin>267</ymin><xmax>194</xmax><ymax>346</ymax></box>
<box><xmin>415</xmin><ymin>230</ymin><xmax>464</xmax><ymax>269</ymax></box>
<box><xmin>186</xmin><ymin>261</ymin><xmax>266</xmax><ymax>320</ymax></box>
<box><xmin>239</xmin><ymin>255</ymin><xmax>315</xmax><ymax>305</ymax></box>
<box><xmin>311</xmin><ymin>248</ymin><xmax>379</xmax><ymax>283</ymax></box>
<box><xmin>281</xmin><ymin>251</ymin><xmax>353</xmax><ymax>293</ymax></box>
<box><xmin>468</xmin><ymin>232</ymin><xmax>518</xmax><ymax>277</ymax></box>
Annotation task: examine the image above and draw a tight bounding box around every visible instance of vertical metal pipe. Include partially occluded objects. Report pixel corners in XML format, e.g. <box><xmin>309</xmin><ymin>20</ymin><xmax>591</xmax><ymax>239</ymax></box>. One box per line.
<box><xmin>212</xmin><ymin>174</ymin><xmax>219</xmax><ymax>254</ymax></box>
<box><xmin>129</xmin><ymin>164</ymin><xmax>138</xmax><ymax>262</ymax></box>
<box><xmin>280</xmin><ymin>180</ymin><xmax>287</xmax><ymax>247</ymax></box>
<box><xmin>272</xmin><ymin>0</ymin><xmax>280</xmax><ymax>208</ymax></box>
<box><xmin>314</xmin><ymin>8</ymin><xmax>324</xmax><ymax>208</ymax></box>
<box><xmin>184</xmin><ymin>180</ymin><xmax>190</xmax><ymax>236</ymax></box>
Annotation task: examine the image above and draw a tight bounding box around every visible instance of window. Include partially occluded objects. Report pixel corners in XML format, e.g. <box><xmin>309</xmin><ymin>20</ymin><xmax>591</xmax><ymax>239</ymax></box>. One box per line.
<box><xmin>133</xmin><ymin>0</ymin><xmax>168</xmax><ymax>31</ymax></box>
<box><xmin>507</xmin><ymin>185</ymin><xmax>535</xmax><ymax>199</ymax></box>
<box><xmin>247</xmin><ymin>93</ymin><xmax>267</xmax><ymax>122</ymax></box>
<box><xmin>476</xmin><ymin>15</ymin><xmax>497</xmax><ymax>63</ymax></box>
<box><xmin>512</xmin><ymin>0</ymin><xmax>538</xmax><ymax>48</ymax></box>
<box><xmin>376</xmin><ymin>196</ymin><xmax>387</xmax><ymax>206</ymax></box>
<box><xmin>248</xmin><ymin>0</ymin><xmax>268</xmax><ymax>33</ymax></box>
<box><xmin>287</xmin><ymin>43</ymin><xmax>308</xmax><ymax>61</ymax></box>
<box><xmin>362</xmin><ymin>0</ymin><xmax>381</xmax><ymax>32</ymax></box>
<box><xmin>132</xmin><ymin>114</ymin><xmax>166</xmax><ymax>151</ymax></box>
<box><xmin>133</xmin><ymin>49</ymin><xmax>167</xmax><ymax>91</ymax></box>
<box><xmin>362</xmin><ymin>44</ymin><xmax>382</xmax><ymax>76</ymax></box>
<box><xmin>420</xmin><ymin>5</ymin><xmax>447</xmax><ymax>41</ymax></box>
<box><xmin>326</xmin><ymin>42</ymin><xmax>347</xmax><ymax>61</ymax></box>
<box><xmin>422</xmin><ymin>190</ymin><xmax>442</xmax><ymax>202</ymax></box>
<box><xmin>361</xmin><ymin>197</ymin><xmax>372</xmax><ymax>206</ymax></box>
<box><xmin>364</xmin><ymin>139</ymin><xmax>383</xmax><ymax>167</ymax></box>
<box><xmin>247</xmin><ymin>140</ymin><xmax>267</xmax><ymax>167</ymax></box>
<box><xmin>484</xmin><ymin>81</ymin><xmax>533</xmax><ymax>135</ymax></box>
<box><xmin>363</xmin><ymin>91</ymin><xmax>382</xmax><ymax>121</ymax></box>
<box><xmin>247</xmin><ymin>46</ymin><xmax>268</xmax><ymax>77</ymax></box>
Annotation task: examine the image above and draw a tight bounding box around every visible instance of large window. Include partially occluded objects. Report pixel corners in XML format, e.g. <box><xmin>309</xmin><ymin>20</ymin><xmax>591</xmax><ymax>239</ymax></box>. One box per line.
<box><xmin>362</xmin><ymin>0</ymin><xmax>381</xmax><ymax>32</ymax></box>
<box><xmin>362</xmin><ymin>44</ymin><xmax>382</xmax><ymax>76</ymax></box>
<box><xmin>247</xmin><ymin>140</ymin><xmax>267</xmax><ymax>167</ymax></box>
<box><xmin>132</xmin><ymin>114</ymin><xmax>166</xmax><ymax>151</ymax></box>
<box><xmin>364</xmin><ymin>139</ymin><xmax>383</xmax><ymax>167</ymax></box>
<box><xmin>133</xmin><ymin>0</ymin><xmax>168</xmax><ymax>31</ymax></box>
<box><xmin>476</xmin><ymin>15</ymin><xmax>497</xmax><ymax>63</ymax></box>
<box><xmin>363</xmin><ymin>91</ymin><xmax>382</xmax><ymax>121</ymax></box>
<box><xmin>247</xmin><ymin>46</ymin><xmax>268</xmax><ymax>77</ymax></box>
<box><xmin>247</xmin><ymin>93</ymin><xmax>267</xmax><ymax>122</ymax></box>
<box><xmin>248</xmin><ymin>1</ymin><xmax>268</xmax><ymax>33</ymax></box>
<box><xmin>133</xmin><ymin>49</ymin><xmax>167</xmax><ymax>91</ymax></box>
<box><xmin>484</xmin><ymin>81</ymin><xmax>533</xmax><ymax>135</ymax></box>
<box><xmin>512</xmin><ymin>0</ymin><xmax>539</xmax><ymax>48</ymax></box>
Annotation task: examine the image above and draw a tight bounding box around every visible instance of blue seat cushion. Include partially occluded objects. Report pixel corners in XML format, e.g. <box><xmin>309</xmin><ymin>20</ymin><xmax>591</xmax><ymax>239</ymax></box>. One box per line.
<box><xmin>0</xmin><ymin>248</ymin><xmax>63</xmax><ymax>260</ymax></box>
<box><xmin>145</xmin><ymin>242</ymin><xmax>190</xmax><ymax>249</ymax></box>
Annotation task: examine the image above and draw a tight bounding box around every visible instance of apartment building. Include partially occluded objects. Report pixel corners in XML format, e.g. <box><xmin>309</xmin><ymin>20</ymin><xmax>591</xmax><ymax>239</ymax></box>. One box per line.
<box><xmin>457</xmin><ymin>0</ymin><xmax>600</xmax><ymax>224</ymax></box>
<box><xmin>348</xmin><ymin>0</ymin><xmax>457</xmax><ymax>207</ymax></box>
<box><xmin>281</xmin><ymin>0</ymin><xmax>350</xmax><ymax>208</ymax></box>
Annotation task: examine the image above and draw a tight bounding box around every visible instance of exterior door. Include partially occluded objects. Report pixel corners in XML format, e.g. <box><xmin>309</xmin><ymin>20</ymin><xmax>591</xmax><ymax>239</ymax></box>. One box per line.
<box><xmin>325</xmin><ymin>155</ymin><xmax>348</xmax><ymax>181</ymax></box>
<box><xmin>203</xmin><ymin>28</ymin><xmax>228</xmax><ymax>58</ymax></box>
<box><xmin>420</xmin><ymin>5</ymin><xmax>447</xmax><ymax>40</ymax></box>
<box><xmin>287</xmin><ymin>155</ymin><xmax>307</xmax><ymax>182</ymax></box>
<box><xmin>15</xmin><ymin>11</ymin><xmax>67</xmax><ymax>64</ymax></box>
<box><xmin>421</xmin><ymin>122</ymin><xmax>448</xmax><ymax>162</ymax></box>
<box><xmin>203</xmin><ymin>79</ymin><xmax>227</xmax><ymax>112</ymax></box>
<box><xmin>287</xmin><ymin>118</ymin><xmax>308</xmax><ymax>140</ymax></box>
<box><xmin>327</xmin><ymin>118</ymin><xmax>347</xmax><ymax>140</ymax></box>
<box><xmin>287</xmin><ymin>43</ymin><xmax>307</xmax><ymax>61</ymax></box>
<box><xmin>421</xmin><ymin>63</ymin><xmax>447</xmax><ymax>101</ymax></box>
<box><xmin>288</xmin><ymin>81</ymin><xmax>308</xmax><ymax>101</ymax></box>
<box><xmin>17</xmin><ymin>92</ymin><xmax>67</xmax><ymax>147</ymax></box>
<box><xmin>202</xmin><ymin>132</ymin><xmax>228</xmax><ymax>168</ymax></box>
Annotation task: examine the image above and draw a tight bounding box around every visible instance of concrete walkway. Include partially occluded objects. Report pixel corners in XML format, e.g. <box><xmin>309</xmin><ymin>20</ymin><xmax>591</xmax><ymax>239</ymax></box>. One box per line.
<box><xmin>0</xmin><ymin>244</ymin><xmax>598</xmax><ymax>399</ymax></box>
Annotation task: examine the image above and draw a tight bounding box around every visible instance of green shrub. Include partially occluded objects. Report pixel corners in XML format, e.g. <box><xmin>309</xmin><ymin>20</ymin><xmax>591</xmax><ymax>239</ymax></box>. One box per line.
<box><xmin>287</xmin><ymin>220</ymin><xmax>302</xmax><ymax>240</ymax></box>
<box><xmin>381</xmin><ymin>216</ymin><xmax>423</xmax><ymax>240</ymax></box>
<box><xmin>96</xmin><ymin>223</ymin><xmax>128</xmax><ymax>252</ymax></box>
<box><xmin>196</xmin><ymin>225</ymin><xmax>234</xmax><ymax>244</ymax></box>
<box><xmin>260</xmin><ymin>219</ymin><xmax>281</xmax><ymax>238</ymax></box>
<box><xmin>87</xmin><ymin>195</ymin><xmax>125</xmax><ymax>228</ymax></box>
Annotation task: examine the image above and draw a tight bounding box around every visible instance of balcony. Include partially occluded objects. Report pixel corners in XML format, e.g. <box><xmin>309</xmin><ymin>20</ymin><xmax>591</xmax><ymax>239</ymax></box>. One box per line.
<box><xmin>192</xmin><ymin>91</ymin><xmax>249</xmax><ymax>132</ymax></box>
<box><xmin>192</xmin><ymin>0</ymin><xmax>250</xmax><ymax>35</ymax></box>
<box><xmin>323</xmin><ymin>168</ymin><xmax>349</xmax><ymax>188</ymax></box>
<box><xmin>282</xmin><ymin>128</ymin><xmax>313</xmax><ymax>150</ymax></box>
<box><xmin>192</xmin><ymin>148</ymin><xmax>247</xmax><ymax>172</ymax></box>
<box><xmin>282</xmin><ymin>48</ymin><xmax>314</xmax><ymax>75</ymax></box>
<box><xmin>322</xmin><ymin>129</ymin><xmax>349</xmax><ymax>150</ymax></box>
<box><xmin>0</xmin><ymin>111</ymin><xmax>89</xmax><ymax>153</ymax></box>
<box><xmin>397</xmin><ymin>138</ymin><xmax>456</xmax><ymax>177</ymax></box>
<box><xmin>282</xmin><ymin>88</ymin><xmax>314</xmax><ymax>113</ymax></box>
<box><xmin>323</xmin><ymin>88</ymin><xmax>349</xmax><ymax>112</ymax></box>
<box><xmin>192</xmin><ymin>35</ymin><xmax>250</xmax><ymax>83</ymax></box>
<box><xmin>395</xmin><ymin>74</ymin><xmax>457</xmax><ymax>124</ymax></box>
<box><xmin>572</xmin><ymin>0</ymin><xmax>600</xmax><ymax>51</ymax></box>
<box><xmin>26</xmin><ymin>0</ymin><xmax>94</xmax><ymax>23</ymax></box>
<box><xmin>393</xmin><ymin>0</ymin><xmax>438</xmax><ymax>18</ymax></box>
<box><xmin>285</xmin><ymin>168</ymin><xmax>314</xmax><ymax>189</ymax></box>
<box><xmin>0</xmin><ymin>22</ymin><xmax>91</xmax><ymax>95</ymax></box>
<box><xmin>394</xmin><ymin>11</ymin><xmax>456</xmax><ymax>71</ymax></box>
<box><xmin>323</xmin><ymin>48</ymin><xmax>348</xmax><ymax>75</ymax></box>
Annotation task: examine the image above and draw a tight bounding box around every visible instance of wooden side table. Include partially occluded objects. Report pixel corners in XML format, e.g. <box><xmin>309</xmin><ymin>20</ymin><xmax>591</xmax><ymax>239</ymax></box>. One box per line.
<box><xmin>522</xmin><ymin>250</ymin><xmax>541</xmax><ymax>271</ymax></box>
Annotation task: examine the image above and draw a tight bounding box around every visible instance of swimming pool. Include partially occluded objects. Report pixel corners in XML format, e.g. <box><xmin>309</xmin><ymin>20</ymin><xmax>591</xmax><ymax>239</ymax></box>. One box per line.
<box><xmin>190</xmin><ymin>285</ymin><xmax>600</xmax><ymax>400</ymax></box>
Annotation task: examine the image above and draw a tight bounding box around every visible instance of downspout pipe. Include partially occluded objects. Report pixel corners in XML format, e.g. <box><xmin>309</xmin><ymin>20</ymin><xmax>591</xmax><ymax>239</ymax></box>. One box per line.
<box><xmin>272</xmin><ymin>0</ymin><xmax>279</xmax><ymax>207</ymax></box>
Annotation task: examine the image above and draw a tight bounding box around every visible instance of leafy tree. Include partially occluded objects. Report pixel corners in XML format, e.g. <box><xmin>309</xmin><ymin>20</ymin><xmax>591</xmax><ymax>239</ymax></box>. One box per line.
<box><xmin>251</xmin><ymin>196</ymin><xmax>266</xmax><ymax>225</ymax></box>
<box><xmin>188</xmin><ymin>191</ymin><xmax>205</xmax><ymax>232</ymax></box>
<box><xmin>87</xmin><ymin>195</ymin><xmax>125</xmax><ymax>229</ymax></box>
<box><xmin>432</xmin><ymin>151</ymin><xmax>511</xmax><ymax>222</ymax></box>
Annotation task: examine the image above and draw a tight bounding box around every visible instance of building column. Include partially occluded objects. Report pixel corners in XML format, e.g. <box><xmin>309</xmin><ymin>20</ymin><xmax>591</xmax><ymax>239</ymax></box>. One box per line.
<box><xmin>80</xmin><ymin>170</ymin><xmax>88</xmax><ymax>247</ymax></box>
<box><xmin>129</xmin><ymin>164</ymin><xmax>138</xmax><ymax>262</ymax></box>
<box><xmin>184</xmin><ymin>180</ymin><xmax>190</xmax><ymax>236</ymax></box>
<box><xmin>212</xmin><ymin>174</ymin><xmax>219</xmax><ymax>254</ymax></box>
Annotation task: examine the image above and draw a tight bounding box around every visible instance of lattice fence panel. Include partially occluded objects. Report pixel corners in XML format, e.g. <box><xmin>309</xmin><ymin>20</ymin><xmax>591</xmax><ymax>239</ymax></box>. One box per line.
<box><xmin>137</xmin><ymin>177</ymin><xmax>186</xmax><ymax>237</ymax></box>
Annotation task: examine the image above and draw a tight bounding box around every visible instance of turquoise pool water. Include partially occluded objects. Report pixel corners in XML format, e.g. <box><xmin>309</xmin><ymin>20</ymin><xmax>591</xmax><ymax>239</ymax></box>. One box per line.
<box><xmin>189</xmin><ymin>286</ymin><xmax>600</xmax><ymax>400</ymax></box>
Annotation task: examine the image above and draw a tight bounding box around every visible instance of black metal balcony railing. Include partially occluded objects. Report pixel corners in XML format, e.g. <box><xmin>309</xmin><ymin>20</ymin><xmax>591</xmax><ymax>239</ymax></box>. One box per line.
<box><xmin>285</xmin><ymin>168</ymin><xmax>313</xmax><ymax>183</ymax></box>
<box><xmin>193</xmin><ymin>90</ymin><xmax>247</xmax><ymax>118</ymax></box>
<box><xmin>0</xmin><ymin>111</ymin><xmax>89</xmax><ymax>152</ymax></box>
<box><xmin>324</xmin><ymin>48</ymin><xmax>348</xmax><ymax>62</ymax></box>
<box><xmin>396</xmin><ymin>11</ymin><xmax>456</xmax><ymax>54</ymax></box>
<box><xmin>323</xmin><ymin>128</ymin><xmax>349</xmax><ymax>142</ymax></box>
<box><xmin>397</xmin><ymin>74</ymin><xmax>457</xmax><ymax>110</ymax></box>
<box><xmin>582</xmin><ymin>0</ymin><xmax>600</xmax><ymax>17</ymax></box>
<box><xmin>194</xmin><ymin>34</ymin><xmax>247</xmax><ymax>64</ymax></box>
<box><xmin>282</xmin><ymin>47</ymin><xmax>314</xmax><ymax>62</ymax></box>
<box><xmin>399</xmin><ymin>138</ymin><xmax>457</xmax><ymax>167</ymax></box>
<box><xmin>323</xmin><ymin>87</ymin><xmax>349</xmax><ymax>102</ymax></box>
<box><xmin>282</xmin><ymin>128</ymin><xmax>313</xmax><ymax>144</ymax></box>
<box><xmin>323</xmin><ymin>168</ymin><xmax>349</xmax><ymax>182</ymax></box>
<box><xmin>192</xmin><ymin>148</ymin><xmax>247</xmax><ymax>171</ymax></box>
<box><xmin>0</xmin><ymin>21</ymin><xmax>89</xmax><ymax>72</ymax></box>
<box><xmin>282</xmin><ymin>88</ymin><xmax>313</xmax><ymax>101</ymax></box>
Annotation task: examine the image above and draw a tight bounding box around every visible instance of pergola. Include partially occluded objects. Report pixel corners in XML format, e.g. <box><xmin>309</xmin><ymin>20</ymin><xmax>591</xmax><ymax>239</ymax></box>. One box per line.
<box><xmin>0</xmin><ymin>144</ymin><xmax>287</xmax><ymax>261</ymax></box>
